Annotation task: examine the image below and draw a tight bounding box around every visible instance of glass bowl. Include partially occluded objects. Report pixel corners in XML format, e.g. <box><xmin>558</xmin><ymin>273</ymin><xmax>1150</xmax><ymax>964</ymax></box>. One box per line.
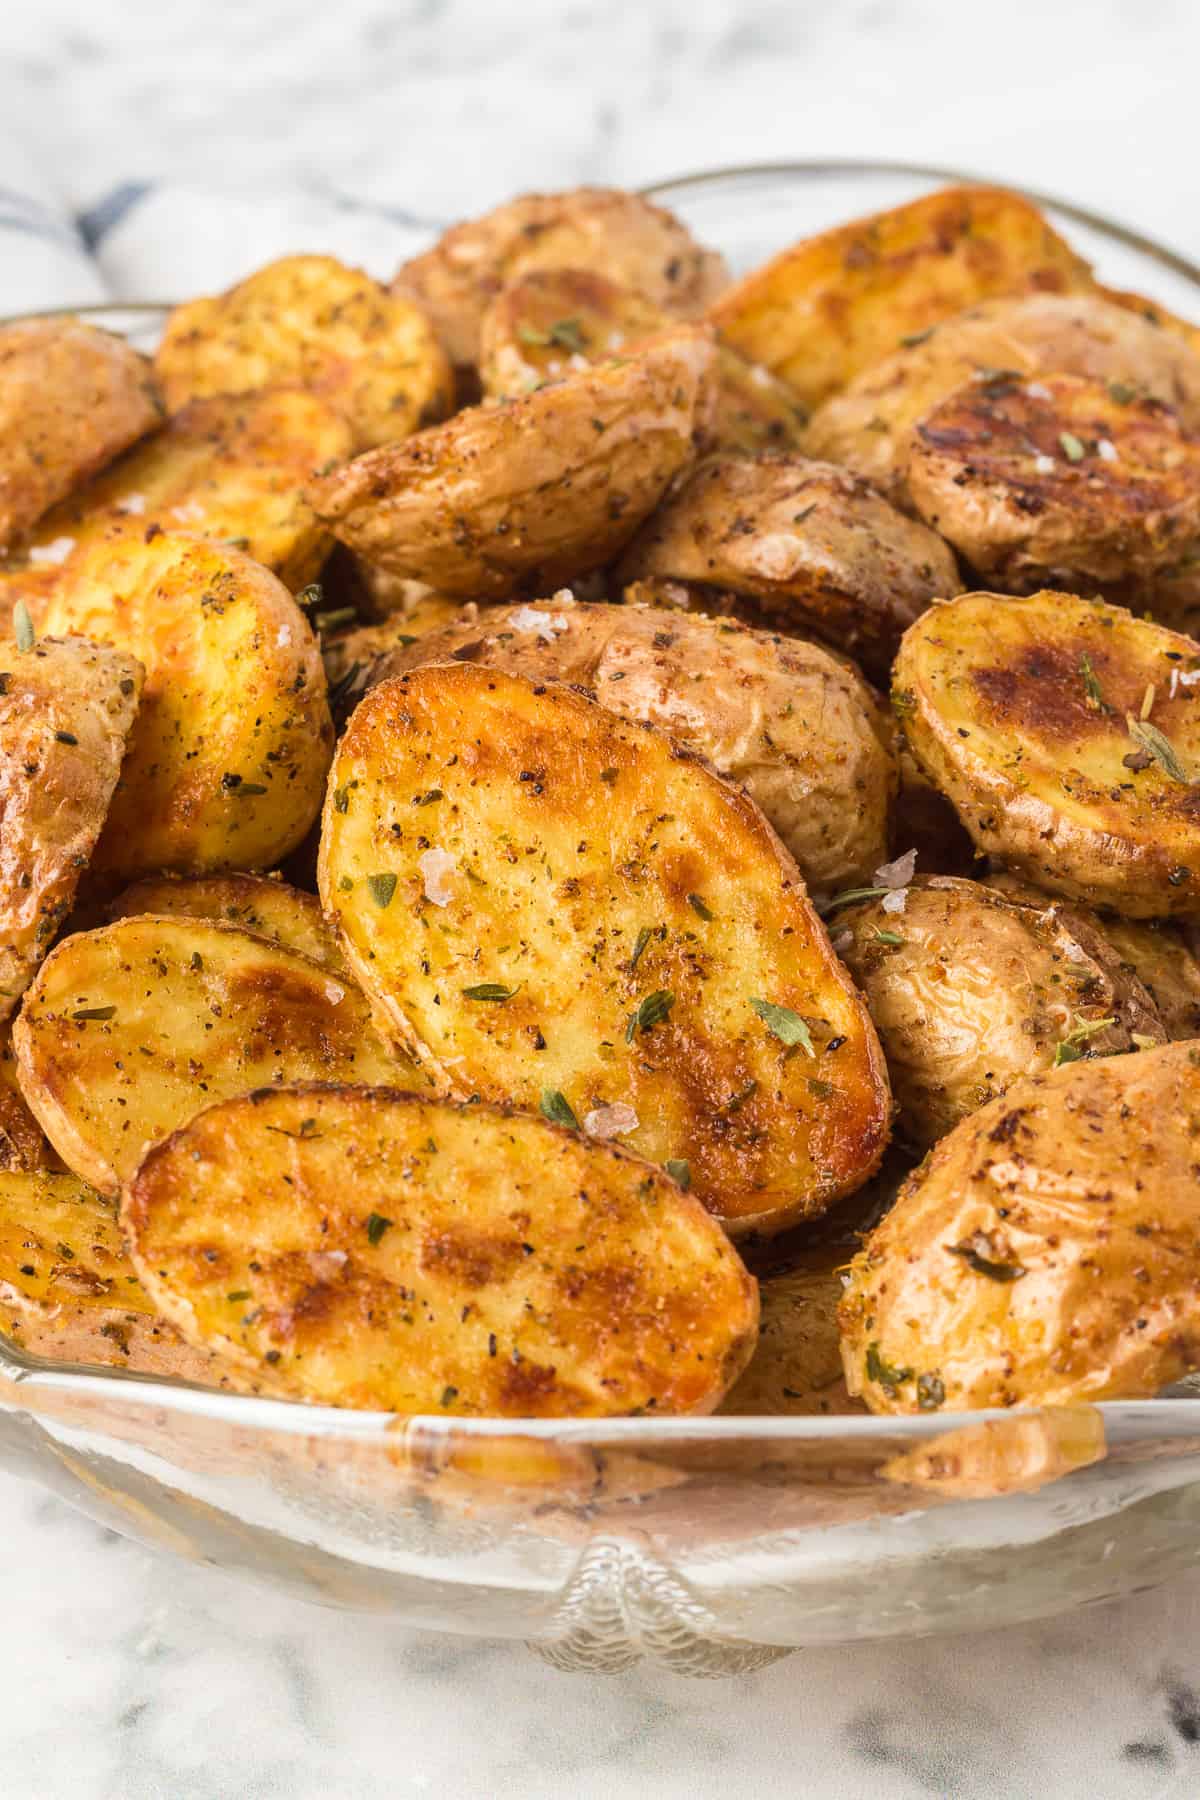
<box><xmin>7</xmin><ymin>160</ymin><xmax>1200</xmax><ymax>1679</ymax></box>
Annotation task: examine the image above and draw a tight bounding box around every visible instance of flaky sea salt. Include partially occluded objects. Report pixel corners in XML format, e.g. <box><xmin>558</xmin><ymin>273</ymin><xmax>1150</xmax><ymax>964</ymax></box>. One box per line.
<box><xmin>583</xmin><ymin>1103</ymin><xmax>639</xmax><ymax>1140</ymax></box>
<box><xmin>509</xmin><ymin>601</ymin><xmax>572</xmax><ymax>640</ymax></box>
<box><xmin>418</xmin><ymin>847</ymin><xmax>456</xmax><ymax>906</ymax></box>
<box><xmin>881</xmin><ymin>888</ymin><xmax>908</xmax><ymax>915</ymax></box>
<box><xmin>874</xmin><ymin>848</ymin><xmax>917</xmax><ymax>889</ymax></box>
<box><xmin>28</xmin><ymin>535</ymin><xmax>75</xmax><ymax>565</ymax></box>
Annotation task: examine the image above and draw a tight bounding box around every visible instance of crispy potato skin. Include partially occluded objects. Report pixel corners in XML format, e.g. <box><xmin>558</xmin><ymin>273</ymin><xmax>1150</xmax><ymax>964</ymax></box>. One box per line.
<box><xmin>840</xmin><ymin>1041</ymin><xmax>1200</xmax><ymax>1412</ymax></box>
<box><xmin>40</xmin><ymin>534</ymin><xmax>331</xmax><ymax>882</ymax></box>
<box><xmin>155</xmin><ymin>254</ymin><xmax>453</xmax><ymax>451</ymax></box>
<box><xmin>123</xmin><ymin>1084</ymin><xmax>758</xmax><ymax>1416</ymax></box>
<box><xmin>895</xmin><ymin>589</ymin><xmax>1200</xmax><ymax>917</ymax></box>
<box><xmin>0</xmin><ymin>635</ymin><xmax>143</xmax><ymax>1017</ymax></box>
<box><xmin>13</xmin><ymin>917</ymin><xmax>410</xmax><ymax>1195</ymax></box>
<box><xmin>614</xmin><ymin>453</ymin><xmax>961</xmax><ymax>679</ymax></box>
<box><xmin>832</xmin><ymin>875</ymin><xmax>1165</xmax><ymax>1148</ymax></box>
<box><xmin>106</xmin><ymin>873</ymin><xmax>348</xmax><ymax>976</ymax></box>
<box><xmin>308</xmin><ymin>327</ymin><xmax>715</xmax><ymax>597</ymax></box>
<box><xmin>377</xmin><ymin>598</ymin><xmax>897</xmax><ymax>892</ymax></box>
<box><xmin>717</xmin><ymin>1249</ymin><xmax>862</xmax><ymax>1415</ymax></box>
<box><xmin>319</xmin><ymin>664</ymin><xmax>890</xmax><ymax>1235</ymax></box>
<box><xmin>0</xmin><ymin>1021</ymin><xmax>55</xmax><ymax>1170</ymax></box>
<box><xmin>393</xmin><ymin>187</ymin><xmax>729</xmax><ymax>370</ymax></box>
<box><xmin>710</xmin><ymin>185</ymin><xmax>1093</xmax><ymax>411</ymax></box>
<box><xmin>0</xmin><ymin>321</ymin><xmax>162</xmax><ymax>552</ymax></box>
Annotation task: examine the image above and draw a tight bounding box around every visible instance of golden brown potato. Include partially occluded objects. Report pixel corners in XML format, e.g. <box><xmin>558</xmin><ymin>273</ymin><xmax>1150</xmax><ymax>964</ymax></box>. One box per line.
<box><xmin>318</xmin><ymin>662</ymin><xmax>891</xmax><ymax>1236</ymax></box>
<box><xmin>0</xmin><ymin>320</ymin><xmax>162</xmax><ymax>552</ymax></box>
<box><xmin>614</xmin><ymin>453</ymin><xmax>961</xmax><ymax>679</ymax></box>
<box><xmin>307</xmin><ymin>326</ymin><xmax>715</xmax><ymax>598</ymax></box>
<box><xmin>376</xmin><ymin>598</ymin><xmax>897</xmax><ymax>893</ymax></box>
<box><xmin>154</xmin><ymin>254</ymin><xmax>453</xmax><ymax>450</ymax></box>
<box><xmin>709</xmin><ymin>185</ymin><xmax>1093</xmax><ymax>411</ymax></box>
<box><xmin>894</xmin><ymin>589</ymin><xmax>1200</xmax><ymax>917</ymax></box>
<box><xmin>0</xmin><ymin>1022</ymin><xmax>55</xmax><ymax>1170</ymax></box>
<box><xmin>122</xmin><ymin>1084</ymin><xmax>759</xmax><ymax>1416</ymax></box>
<box><xmin>0</xmin><ymin>634</ymin><xmax>143</xmax><ymax>1018</ymax></box>
<box><xmin>718</xmin><ymin>1248</ymin><xmax>863</xmax><ymax>1415</ymax></box>
<box><xmin>840</xmin><ymin>1040</ymin><xmax>1200</xmax><ymax>1412</ymax></box>
<box><xmin>1099</xmin><ymin>284</ymin><xmax>1200</xmax><ymax>358</ymax></box>
<box><xmin>106</xmin><ymin>873</ymin><xmax>347</xmax><ymax>976</ymax></box>
<box><xmin>1094</xmin><ymin>915</ymin><xmax>1200</xmax><ymax>1041</ymax></box>
<box><xmin>831</xmin><ymin>875</ymin><xmax>1165</xmax><ymax>1148</ymax></box>
<box><xmin>393</xmin><ymin>186</ymin><xmax>728</xmax><ymax>370</ymax></box>
<box><xmin>321</xmin><ymin>598</ymin><xmax>479</xmax><ymax>713</ymax></box>
<box><xmin>13</xmin><ymin>917</ymin><xmax>410</xmax><ymax>1196</ymax></box>
<box><xmin>39</xmin><ymin>534</ymin><xmax>331</xmax><ymax>883</ymax></box>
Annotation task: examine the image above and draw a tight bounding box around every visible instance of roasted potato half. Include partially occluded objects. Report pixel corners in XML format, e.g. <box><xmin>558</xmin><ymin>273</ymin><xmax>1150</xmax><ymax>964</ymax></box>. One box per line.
<box><xmin>319</xmin><ymin>663</ymin><xmax>890</xmax><ymax>1235</ymax></box>
<box><xmin>895</xmin><ymin>589</ymin><xmax>1200</xmax><ymax>917</ymax></box>
<box><xmin>308</xmin><ymin>326</ymin><xmax>715</xmax><ymax>598</ymax></box>
<box><xmin>0</xmin><ymin>1022</ymin><xmax>55</xmax><ymax>1170</ymax></box>
<box><xmin>0</xmin><ymin>634</ymin><xmax>142</xmax><ymax>1017</ymax></box>
<box><xmin>840</xmin><ymin>1041</ymin><xmax>1200</xmax><ymax>1412</ymax></box>
<box><xmin>13</xmin><ymin>917</ymin><xmax>409</xmax><ymax>1195</ymax></box>
<box><xmin>615</xmin><ymin>453</ymin><xmax>961</xmax><ymax>679</ymax></box>
<box><xmin>831</xmin><ymin>875</ymin><xmax>1165</xmax><ymax>1148</ymax></box>
<box><xmin>0</xmin><ymin>320</ymin><xmax>162</xmax><ymax>552</ymax></box>
<box><xmin>106</xmin><ymin>873</ymin><xmax>348</xmax><ymax>976</ymax></box>
<box><xmin>709</xmin><ymin>184</ymin><xmax>1093</xmax><ymax>411</ymax></box>
<box><xmin>718</xmin><ymin>1248</ymin><xmax>862</xmax><ymax>1416</ymax></box>
<box><xmin>376</xmin><ymin>598</ymin><xmax>897</xmax><ymax>893</ymax></box>
<box><xmin>155</xmin><ymin>254</ymin><xmax>453</xmax><ymax>451</ymax></box>
<box><xmin>40</xmin><ymin>534</ymin><xmax>331</xmax><ymax>883</ymax></box>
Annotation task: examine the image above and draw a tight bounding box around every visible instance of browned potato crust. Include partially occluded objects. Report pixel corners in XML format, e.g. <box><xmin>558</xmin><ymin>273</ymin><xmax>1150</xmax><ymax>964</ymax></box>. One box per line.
<box><xmin>13</xmin><ymin>917</ymin><xmax>410</xmax><ymax>1195</ymax></box>
<box><xmin>718</xmin><ymin>1249</ymin><xmax>862</xmax><ymax>1415</ymax></box>
<box><xmin>106</xmin><ymin>873</ymin><xmax>348</xmax><ymax>976</ymax></box>
<box><xmin>40</xmin><ymin>534</ymin><xmax>331</xmax><ymax>883</ymax></box>
<box><xmin>393</xmin><ymin>187</ymin><xmax>728</xmax><ymax>370</ymax></box>
<box><xmin>318</xmin><ymin>663</ymin><xmax>891</xmax><ymax>1235</ymax></box>
<box><xmin>840</xmin><ymin>1041</ymin><xmax>1200</xmax><ymax>1411</ymax></box>
<box><xmin>155</xmin><ymin>254</ymin><xmax>453</xmax><ymax>450</ymax></box>
<box><xmin>832</xmin><ymin>875</ymin><xmax>1165</xmax><ymax>1148</ymax></box>
<box><xmin>0</xmin><ymin>1021</ymin><xmax>55</xmax><ymax>1170</ymax></box>
<box><xmin>709</xmin><ymin>185</ymin><xmax>1093</xmax><ymax>411</ymax></box>
<box><xmin>123</xmin><ymin>1084</ymin><xmax>759</xmax><ymax>1416</ymax></box>
<box><xmin>1094</xmin><ymin>915</ymin><xmax>1200</xmax><ymax>1041</ymax></box>
<box><xmin>0</xmin><ymin>634</ymin><xmax>142</xmax><ymax>1017</ymax></box>
<box><xmin>321</xmin><ymin>598</ymin><xmax>479</xmax><ymax>706</ymax></box>
<box><xmin>614</xmin><ymin>453</ymin><xmax>961</xmax><ymax>679</ymax></box>
<box><xmin>308</xmin><ymin>327</ymin><xmax>715</xmax><ymax>597</ymax></box>
<box><xmin>894</xmin><ymin>589</ymin><xmax>1200</xmax><ymax>917</ymax></box>
<box><xmin>1100</xmin><ymin>284</ymin><xmax>1200</xmax><ymax>359</ymax></box>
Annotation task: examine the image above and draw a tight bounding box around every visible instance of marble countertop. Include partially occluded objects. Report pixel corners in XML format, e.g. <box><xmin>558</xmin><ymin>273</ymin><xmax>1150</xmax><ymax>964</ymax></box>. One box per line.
<box><xmin>5</xmin><ymin>1</ymin><xmax>1200</xmax><ymax>1793</ymax></box>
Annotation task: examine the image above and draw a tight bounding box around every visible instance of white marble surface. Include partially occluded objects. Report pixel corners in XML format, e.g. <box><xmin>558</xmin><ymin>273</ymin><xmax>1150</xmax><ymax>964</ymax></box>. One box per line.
<box><xmin>5</xmin><ymin>1</ymin><xmax>1200</xmax><ymax>1793</ymax></box>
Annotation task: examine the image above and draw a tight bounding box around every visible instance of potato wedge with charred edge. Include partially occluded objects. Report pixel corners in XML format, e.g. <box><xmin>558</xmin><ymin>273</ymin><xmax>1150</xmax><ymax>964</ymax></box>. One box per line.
<box><xmin>376</xmin><ymin>598</ymin><xmax>897</xmax><ymax>893</ymax></box>
<box><xmin>123</xmin><ymin>1084</ymin><xmax>759</xmax><ymax>1416</ymax></box>
<box><xmin>319</xmin><ymin>663</ymin><xmax>890</xmax><ymax>1235</ymax></box>
<box><xmin>393</xmin><ymin>186</ymin><xmax>728</xmax><ymax>372</ymax></box>
<box><xmin>307</xmin><ymin>327</ymin><xmax>715</xmax><ymax>599</ymax></box>
<box><xmin>709</xmin><ymin>185</ymin><xmax>1093</xmax><ymax>412</ymax></box>
<box><xmin>155</xmin><ymin>254</ymin><xmax>453</xmax><ymax>451</ymax></box>
<box><xmin>13</xmin><ymin>917</ymin><xmax>411</xmax><ymax>1196</ymax></box>
<box><xmin>0</xmin><ymin>320</ymin><xmax>162</xmax><ymax>552</ymax></box>
<box><xmin>106</xmin><ymin>874</ymin><xmax>348</xmax><ymax>977</ymax></box>
<box><xmin>840</xmin><ymin>1041</ymin><xmax>1200</xmax><ymax>1413</ymax></box>
<box><xmin>718</xmin><ymin>1248</ymin><xmax>862</xmax><ymax>1416</ymax></box>
<box><xmin>832</xmin><ymin>875</ymin><xmax>1165</xmax><ymax>1149</ymax></box>
<box><xmin>40</xmin><ymin>534</ymin><xmax>331</xmax><ymax>883</ymax></box>
<box><xmin>895</xmin><ymin>589</ymin><xmax>1200</xmax><ymax>918</ymax></box>
<box><xmin>0</xmin><ymin>635</ymin><xmax>142</xmax><ymax>1018</ymax></box>
<box><xmin>615</xmin><ymin>453</ymin><xmax>961</xmax><ymax>680</ymax></box>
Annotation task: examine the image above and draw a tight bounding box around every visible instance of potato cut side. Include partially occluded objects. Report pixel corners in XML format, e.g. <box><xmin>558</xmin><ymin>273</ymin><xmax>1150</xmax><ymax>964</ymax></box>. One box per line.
<box><xmin>718</xmin><ymin>1249</ymin><xmax>863</xmax><ymax>1416</ymax></box>
<box><xmin>107</xmin><ymin>873</ymin><xmax>348</xmax><ymax>976</ymax></box>
<box><xmin>155</xmin><ymin>254</ymin><xmax>453</xmax><ymax>450</ymax></box>
<box><xmin>40</xmin><ymin>534</ymin><xmax>331</xmax><ymax>882</ymax></box>
<box><xmin>0</xmin><ymin>634</ymin><xmax>143</xmax><ymax>1017</ymax></box>
<box><xmin>306</xmin><ymin>326</ymin><xmax>715</xmax><ymax>598</ymax></box>
<box><xmin>13</xmin><ymin>917</ymin><xmax>411</xmax><ymax>1196</ymax></box>
<box><xmin>895</xmin><ymin>589</ymin><xmax>1200</xmax><ymax>917</ymax></box>
<box><xmin>0</xmin><ymin>320</ymin><xmax>162</xmax><ymax>552</ymax></box>
<box><xmin>709</xmin><ymin>184</ymin><xmax>1093</xmax><ymax>410</ymax></box>
<box><xmin>319</xmin><ymin>664</ymin><xmax>890</xmax><ymax>1235</ymax></box>
<box><xmin>0</xmin><ymin>1021</ymin><xmax>55</xmax><ymax>1170</ymax></box>
<box><xmin>122</xmin><ymin>1084</ymin><xmax>759</xmax><ymax>1416</ymax></box>
<box><xmin>840</xmin><ymin>1041</ymin><xmax>1200</xmax><ymax>1412</ymax></box>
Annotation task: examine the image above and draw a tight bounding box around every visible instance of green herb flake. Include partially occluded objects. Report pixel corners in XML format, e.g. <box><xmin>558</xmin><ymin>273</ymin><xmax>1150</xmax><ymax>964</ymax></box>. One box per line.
<box><xmin>628</xmin><ymin>989</ymin><xmax>675</xmax><ymax>1039</ymax></box>
<box><xmin>540</xmin><ymin>1088</ymin><xmax>579</xmax><ymax>1130</ymax></box>
<box><xmin>1059</xmin><ymin>430</ymin><xmax>1087</xmax><ymax>462</ymax></box>
<box><xmin>367</xmin><ymin>872</ymin><xmax>398</xmax><ymax>909</ymax></box>
<box><xmin>687</xmin><ymin>893</ymin><xmax>714</xmax><ymax>921</ymax></box>
<box><xmin>749</xmin><ymin>997</ymin><xmax>815</xmax><ymax>1054</ymax></box>
<box><xmin>332</xmin><ymin>785</ymin><xmax>350</xmax><ymax>814</ymax></box>
<box><xmin>1108</xmin><ymin>380</ymin><xmax>1137</xmax><ymax>405</ymax></box>
<box><xmin>54</xmin><ymin>730</ymin><xmax>78</xmax><ymax>746</ymax></box>
<box><xmin>917</xmin><ymin>1373</ymin><xmax>946</xmax><ymax>1411</ymax></box>
<box><xmin>462</xmin><ymin>982</ymin><xmax>519</xmax><ymax>1001</ymax></box>
<box><xmin>899</xmin><ymin>326</ymin><xmax>934</xmax><ymax>347</ymax></box>
<box><xmin>230</xmin><ymin>782</ymin><xmax>268</xmax><ymax>797</ymax></box>
<box><xmin>413</xmin><ymin>789</ymin><xmax>443</xmax><ymax>807</ymax></box>
<box><xmin>70</xmin><ymin>1005</ymin><xmax>115</xmax><ymax>1022</ymax></box>
<box><xmin>872</xmin><ymin>928</ymin><xmax>905</xmax><ymax>947</ymax></box>
<box><xmin>819</xmin><ymin>885</ymin><xmax>889</xmax><ymax>915</ymax></box>
<box><xmin>13</xmin><ymin>603</ymin><xmax>34</xmax><ymax>654</ymax></box>
<box><xmin>946</xmin><ymin>1234</ymin><xmax>1027</xmax><ymax>1283</ymax></box>
<box><xmin>440</xmin><ymin>1385</ymin><xmax>459</xmax><ymax>1407</ymax></box>
<box><xmin>55</xmin><ymin>1242</ymin><xmax>75</xmax><ymax>1262</ymax></box>
<box><xmin>866</xmin><ymin>1342</ymin><xmax>912</xmax><ymax>1390</ymax></box>
<box><xmin>366</xmin><ymin>1212</ymin><xmax>394</xmax><ymax>1246</ymax></box>
<box><xmin>663</xmin><ymin>1158</ymin><xmax>691</xmax><ymax>1191</ymax></box>
<box><xmin>629</xmin><ymin>925</ymin><xmax>652</xmax><ymax>972</ymax></box>
<box><xmin>1053</xmin><ymin>1040</ymin><xmax>1083</xmax><ymax>1066</ymax></box>
<box><xmin>1126</xmin><ymin>716</ymin><xmax>1193</xmax><ymax>784</ymax></box>
<box><xmin>227</xmin><ymin>1290</ymin><xmax>251</xmax><ymax>1303</ymax></box>
<box><xmin>296</xmin><ymin>583</ymin><xmax>323</xmax><ymax>610</ymax></box>
<box><xmin>1079</xmin><ymin>652</ymin><xmax>1112</xmax><ymax>713</ymax></box>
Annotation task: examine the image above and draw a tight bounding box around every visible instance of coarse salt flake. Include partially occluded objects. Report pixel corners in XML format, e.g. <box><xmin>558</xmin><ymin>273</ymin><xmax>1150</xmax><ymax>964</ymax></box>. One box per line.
<box><xmin>509</xmin><ymin>605</ymin><xmax>569</xmax><ymax>641</ymax></box>
<box><xmin>116</xmin><ymin>492</ymin><xmax>146</xmax><ymax>515</ymax></box>
<box><xmin>881</xmin><ymin>888</ymin><xmax>908</xmax><ymax>915</ymax></box>
<box><xmin>171</xmin><ymin>500</ymin><xmax>205</xmax><ymax>524</ymax></box>
<box><xmin>583</xmin><ymin>1103</ymin><xmax>639</xmax><ymax>1140</ymax></box>
<box><xmin>1097</xmin><ymin>438</ymin><xmax>1118</xmax><ymax>463</ymax></box>
<box><xmin>276</xmin><ymin>623</ymin><xmax>293</xmax><ymax>647</ymax></box>
<box><xmin>28</xmin><ymin>536</ymin><xmax>75</xmax><ymax>566</ymax></box>
<box><xmin>874</xmin><ymin>848</ymin><xmax>918</xmax><ymax>889</ymax></box>
<box><xmin>1034</xmin><ymin>454</ymin><xmax>1055</xmax><ymax>474</ymax></box>
<box><xmin>1025</xmin><ymin>382</ymin><xmax>1052</xmax><ymax>399</ymax></box>
<box><xmin>418</xmin><ymin>847</ymin><xmax>456</xmax><ymax>907</ymax></box>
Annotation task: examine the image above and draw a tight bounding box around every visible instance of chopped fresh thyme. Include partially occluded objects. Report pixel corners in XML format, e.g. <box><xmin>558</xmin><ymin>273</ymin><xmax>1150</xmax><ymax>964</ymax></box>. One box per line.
<box><xmin>462</xmin><ymin>982</ymin><xmax>519</xmax><ymax>1001</ymax></box>
<box><xmin>663</xmin><ymin>1158</ymin><xmax>691</xmax><ymax>1190</ymax></box>
<box><xmin>820</xmin><ymin>885</ymin><xmax>889</xmax><ymax>915</ymax></box>
<box><xmin>629</xmin><ymin>925</ymin><xmax>653</xmax><ymax>972</ymax></box>
<box><xmin>70</xmin><ymin>1005</ymin><xmax>115</xmax><ymax>1021</ymax></box>
<box><xmin>1126</xmin><ymin>716</ymin><xmax>1193</xmax><ymax>784</ymax></box>
<box><xmin>1058</xmin><ymin>431</ymin><xmax>1086</xmax><ymax>462</ymax></box>
<box><xmin>866</xmin><ymin>1342</ymin><xmax>912</xmax><ymax>1389</ymax></box>
<box><xmin>749</xmin><ymin>997</ymin><xmax>815</xmax><ymax>1054</ymax></box>
<box><xmin>872</xmin><ymin>928</ymin><xmax>905</xmax><ymax>946</ymax></box>
<box><xmin>540</xmin><ymin>1088</ymin><xmax>579</xmax><ymax>1130</ymax></box>
<box><xmin>687</xmin><ymin>893</ymin><xmax>714</xmax><ymax>920</ymax></box>
<box><xmin>947</xmin><ymin>1233</ymin><xmax>1027</xmax><ymax>1282</ymax></box>
<box><xmin>626</xmin><ymin>989</ymin><xmax>675</xmax><ymax>1040</ymax></box>
<box><xmin>367</xmin><ymin>872</ymin><xmax>398</xmax><ymax>908</ymax></box>
<box><xmin>1079</xmin><ymin>652</ymin><xmax>1112</xmax><ymax>713</ymax></box>
<box><xmin>366</xmin><ymin>1212</ymin><xmax>393</xmax><ymax>1245</ymax></box>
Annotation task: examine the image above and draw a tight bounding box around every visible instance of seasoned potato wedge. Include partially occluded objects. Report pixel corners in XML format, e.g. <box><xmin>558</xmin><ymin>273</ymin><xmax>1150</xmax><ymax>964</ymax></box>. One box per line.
<box><xmin>894</xmin><ymin>589</ymin><xmax>1200</xmax><ymax>917</ymax></box>
<box><xmin>40</xmin><ymin>534</ymin><xmax>331</xmax><ymax>882</ymax></box>
<box><xmin>308</xmin><ymin>327</ymin><xmax>715</xmax><ymax>598</ymax></box>
<box><xmin>13</xmin><ymin>917</ymin><xmax>409</xmax><ymax>1195</ymax></box>
<box><xmin>377</xmin><ymin>598</ymin><xmax>897</xmax><ymax>892</ymax></box>
<box><xmin>319</xmin><ymin>663</ymin><xmax>890</xmax><ymax>1235</ymax></box>
<box><xmin>0</xmin><ymin>320</ymin><xmax>161</xmax><ymax>551</ymax></box>
<box><xmin>710</xmin><ymin>185</ymin><xmax>1093</xmax><ymax>411</ymax></box>
<box><xmin>0</xmin><ymin>1023</ymin><xmax>55</xmax><ymax>1170</ymax></box>
<box><xmin>123</xmin><ymin>1084</ymin><xmax>759</xmax><ymax>1415</ymax></box>
<box><xmin>1094</xmin><ymin>915</ymin><xmax>1200</xmax><ymax>1041</ymax></box>
<box><xmin>832</xmin><ymin>875</ymin><xmax>1165</xmax><ymax>1148</ymax></box>
<box><xmin>840</xmin><ymin>1041</ymin><xmax>1200</xmax><ymax>1411</ymax></box>
<box><xmin>321</xmin><ymin>598</ymin><xmax>478</xmax><ymax>718</ymax></box>
<box><xmin>0</xmin><ymin>634</ymin><xmax>142</xmax><ymax>1017</ymax></box>
<box><xmin>155</xmin><ymin>254</ymin><xmax>453</xmax><ymax>450</ymax></box>
<box><xmin>615</xmin><ymin>453</ymin><xmax>961</xmax><ymax>678</ymax></box>
<box><xmin>106</xmin><ymin>873</ymin><xmax>347</xmax><ymax>976</ymax></box>
<box><xmin>718</xmin><ymin>1249</ymin><xmax>862</xmax><ymax>1416</ymax></box>
<box><xmin>393</xmin><ymin>186</ymin><xmax>728</xmax><ymax>370</ymax></box>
